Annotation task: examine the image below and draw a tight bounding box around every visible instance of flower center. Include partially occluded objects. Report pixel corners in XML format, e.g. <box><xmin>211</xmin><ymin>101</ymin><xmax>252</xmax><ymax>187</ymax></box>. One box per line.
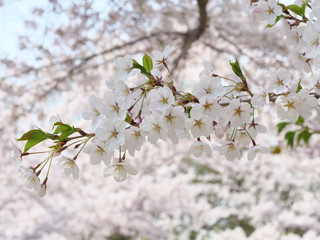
<box><xmin>267</xmin><ymin>7</ymin><xmax>274</xmax><ymax>14</ymax></box>
<box><xmin>93</xmin><ymin>108</ymin><xmax>100</xmax><ymax>116</ymax></box>
<box><xmin>133</xmin><ymin>130</ymin><xmax>141</xmax><ymax>139</ymax></box>
<box><xmin>311</xmin><ymin>38</ymin><xmax>320</xmax><ymax>46</ymax></box>
<box><xmin>285</xmin><ymin>101</ymin><xmax>295</xmax><ymax>109</ymax></box>
<box><xmin>152</xmin><ymin>124</ymin><xmax>161</xmax><ymax>134</ymax></box>
<box><xmin>194</xmin><ymin>120</ymin><xmax>204</xmax><ymax>128</ymax></box>
<box><xmin>234</xmin><ymin>107</ymin><xmax>243</xmax><ymax>116</ymax></box>
<box><xmin>111</xmin><ymin>104</ymin><xmax>120</xmax><ymax>114</ymax></box>
<box><xmin>160</xmin><ymin>97</ymin><xmax>168</xmax><ymax>104</ymax></box>
<box><xmin>203</xmin><ymin>102</ymin><xmax>213</xmax><ymax>111</ymax></box>
<box><xmin>205</xmin><ymin>87</ymin><xmax>213</xmax><ymax>94</ymax></box>
<box><xmin>277</xmin><ymin>78</ymin><xmax>284</xmax><ymax>86</ymax></box>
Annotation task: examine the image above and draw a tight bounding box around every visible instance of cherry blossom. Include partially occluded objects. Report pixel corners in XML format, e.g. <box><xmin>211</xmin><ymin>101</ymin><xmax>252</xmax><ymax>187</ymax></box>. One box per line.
<box><xmin>188</xmin><ymin>141</ymin><xmax>212</xmax><ymax>157</ymax></box>
<box><xmin>223</xmin><ymin>99</ymin><xmax>251</xmax><ymax>128</ymax></box>
<box><xmin>59</xmin><ymin>157</ymin><xmax>80</xmax><ymax>179</ymax></box>
<box><xmin>148</xmin><ymin>86</ymin><xmax>175</xmax><ymax>111</ymax></box>
<box><xmin>215</xmin><ymin>141</ymin><xmax>241</xmax><ymax>161</ymax></box>
<box><xmin>247</xmin><ymin>145</ymin><xmax>269</xmax><ymax>161</ymax></box>
<box><xmin>83</xmin><ymin>140</ymin><xmax>112</xmax><ymax>165</ymax></box>
<box><xmin>253</xmin><ymin>0</ymin><xmax>282</xmax><ymax>25</ymax></box>
<box><xmin>124</xmin><ymin>127</ymin><xmax>146</xmax><ymax>156</ymax></box>
<box><xmin>95</xmin><ymin>120</ymin><xmax>126</xmax><ymax>151</ymax></box>
<box><xmin>185</xmin><ymin>104</ymin><xmax>212</xmax><ymax>138</ymax></box>
<box><xmin>22</xmin><ymin>171</ymin><xmax>41</xmax><ymax>193</ymax></box>
<box><xmin>266</xmin><ymin>68</ymin><xmax>291</xmax><ymax>94</ymax></box>
<box><xmin>103</xmin><ymin>160</ymin><xmax>138</xmax><ymax>182</ymax></box>
<box><xmin>82</xmin><ymin>95</ymin><xmax>105</xmax><ymax>128</ymax></box>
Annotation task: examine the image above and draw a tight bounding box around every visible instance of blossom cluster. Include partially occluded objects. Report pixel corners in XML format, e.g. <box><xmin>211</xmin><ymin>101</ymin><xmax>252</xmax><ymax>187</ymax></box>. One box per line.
<box><xmin>12</xmin><ymin>0</ymin><xmax>320</xmax><ymax>197</ymax></box>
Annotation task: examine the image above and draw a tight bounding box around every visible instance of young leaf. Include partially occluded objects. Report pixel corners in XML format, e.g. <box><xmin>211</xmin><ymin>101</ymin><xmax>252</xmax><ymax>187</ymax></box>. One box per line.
<box><xmin>287</xmin><ymin>4</ymin><xmax>302</xmax><ymax>16</ymax></box>
<box><xmin>54</xmin><ymin>122</ymin><xmax>74</xmax><ymax>134</ymax></box>
<box><xmin>295</xmin><ymin>79</ymin><xmax>302</xmax><ymax>93</ymax></box>
<box><xmin>142</xmin><ymin>54</ymin><xmax>153</xmax><ymax>72</ymax></box>
<box><xmin>59</xmin><ymin>129</ymin><xmax>76</xmax><ymax>141</ymax></box>
<box><xmin>186</xmin><ymin>106</ymin><xmax>192</xmax><ymax>118</ymax></box>
<box><xmin>297</xmin><ymin>129</ymin><xmax>312</xmax><ymax>145</ymax></box>
<box><xmin>53</xmin><ymin>122</ymin><xmax>76</xmax><ymax>141</ymax></box>
<box><xmin>300</xmin><ymin>1</ymin><xmax>309</xmax><ymax>17</ymax></box>
<box><xmin>229</xmin><ymin>59</ymin><xmax>243</xmax><ymax>78</ymax></box>
<box><xmin>285</xmin><ymin>131</ymin><xmax>296</xmax><ymax>148</ymax></box>
<box><xmin>17</xmin><ymin>129</ymin><xmax>49</xmax><ymax>153</ymax></box>
<box><xmin>132</xmin><ymin>59</ymin><xmax>151</xmax><ymax>77</ymax></box>
<box><xmin>266</xmin><ymin>15</ymin><xmax>282</xmax><ymax>28</ymax></box>
<box><xmin>295</xmin><ymin>116</ymin><xmax>304</xmax><ymax>125</ymax></box>
<box><xmin>276</xmin><ymin>122</ymin><xmax>290</xmax><ymax>133</ymax></box>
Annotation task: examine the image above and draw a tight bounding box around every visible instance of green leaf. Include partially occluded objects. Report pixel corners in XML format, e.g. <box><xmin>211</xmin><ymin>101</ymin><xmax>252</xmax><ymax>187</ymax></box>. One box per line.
<box><xmin>276</xmin><ymin>122</ymin><xmax>290</xmax><ymax>133</ymax></box>
<box><xmin>285</xmin><ymin>131</ymin><xmax>296</xmax><ymax>148</ymax></box>
<box><xmin>142</xmin><ymin>54</ymin><xmax>153</xmax><ymax>72</ymax></box>
<box><xmin>295</xmin><ymin>79</ymin><xmax>302</xmax><ymax>93</ymax></box>
<box><xmin>287</xmin><ymin>4</ymin><xmax>303</xmax><ymax>16</ymax></box>
<box><xmin>53</xmin><ymin>122</ymin><xmax>74</xmax><ymax>134</ymax></box>
<box><xmin>297</xmin><ymin>129</ymin><xmax>312</xmax><ymax>145</ymax></box>
<box><xmin>17</xmin><ymin>129</ymin><xmax>49</xmax><ymax>153</ymax></box>
<box><xmin>266</xmin><ymin>15</ymin><xmax>282</xmax><ymax>28</ymax></box>
<box><xmin>53</xmin><ymin>122</ymin><xmax>76</xmax><ymax>140</ymax></box>
<box><xmin>295</xmin><ymin>115</ymin><xmax>304</xmax><ymax>125</ymax></box>
<box><xmin>59</xmin><ymin>129</ymin><xmax>76</xmax><ymax>141</ymax></box>
<box><xmin>229</xmin><ymin>59</ymin><xmax>243</xmax><ymax>78</ymax></box>
<box><xmin>132</xmin><ymin>60</ymin><xmax>151</xmax><ymax>77</ymax></box>
<box><xmin>300</xmin><ymin>1</ymin><xmax>309</xmax><ymax>17</ymax></box>
<box><xmin>186</xmin><ymin>106</ymin><xmax>192</xmax><ymax>118</ymax></box>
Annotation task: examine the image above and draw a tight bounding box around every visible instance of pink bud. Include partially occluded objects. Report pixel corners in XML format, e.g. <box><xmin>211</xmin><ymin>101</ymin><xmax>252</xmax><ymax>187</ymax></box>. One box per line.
<box><xmin>251</xmin><ymin>6</ymin><xmax>260</xmax><ymax>15</ymax></box>
<box><xmin>214</xmin><ymin>124</ymin><xmax>225</xmax><ymax>139</ymax></box>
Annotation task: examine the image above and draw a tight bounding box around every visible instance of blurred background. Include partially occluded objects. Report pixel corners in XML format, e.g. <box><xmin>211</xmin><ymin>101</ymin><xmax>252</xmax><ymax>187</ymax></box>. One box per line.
<box><xmin>2</xmin><ymin>0</ymin><xmax>320</xmax><ymax>239</ymax></box>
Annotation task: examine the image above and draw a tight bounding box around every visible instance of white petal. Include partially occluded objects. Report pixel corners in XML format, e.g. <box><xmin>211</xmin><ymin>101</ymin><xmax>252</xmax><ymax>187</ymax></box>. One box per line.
<box><xmin>103</xmin><ymin>166</ymin><xmax>115</xmax><ymax>177</ymax></box>
<box><xmin>123</xmin><ymin>163</ymin><xmax>138</xmax><ymax>175</ymax></box>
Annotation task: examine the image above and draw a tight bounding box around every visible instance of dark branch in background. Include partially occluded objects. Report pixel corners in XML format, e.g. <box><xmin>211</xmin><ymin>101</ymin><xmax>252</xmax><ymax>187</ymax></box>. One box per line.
<box><xmin>0</xmin><ymin>31</ymin><xmax>183</xmax><ymax>81</ymax></box>
<box><xmin>172</xmin><ymin>0</ymin><xmax>209</xmax><ymax>72</ymax></box>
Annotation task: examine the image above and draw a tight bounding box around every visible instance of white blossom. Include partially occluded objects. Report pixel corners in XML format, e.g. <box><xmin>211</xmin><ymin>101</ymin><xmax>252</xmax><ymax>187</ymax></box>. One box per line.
<box><xmin>247</xmin><ymin>145</ymin><xmax>269</xmax><ymax>161</ymax></box>
<box><xmin>103</xmin><ymin>91</ymin><xmax>126</xmax><ymax>121</ymax></box>
<box><xmin>185</xmin><ymin>104</ymin><xmax>212</xmax><ymax>138</ymax></box>
<box><xmin>199</xmin><ymin>96</ymin><xmax>222</xmax><ymax>121</ymax></box>
<box><xmin>277</xmin><ymin>94</ymin><xmax>303</xmax><ymax>122</ymax></box>
<box><xmin>253</xmin><ymin>0</ymin><xmax>282</xmax><ymax>25</ymax></box>
<box><xmin>188</xmin><ymin>141</ymin><xmax>212</xmax><ymax>157</ymax></box>
<box><xmin>83</xmin><ymin>140</ymin><xmax>113</xmax><ymax>165</ymax></box>
<box><xmin>153</xmin><ymin>46</ymin><xmax>172</xmax><ymax>64</ymax></box>
<box><xmin>266</xmin><ymin>68</ymin><xmax>291</xmax><ymax>94</ymax></box>
<box><xmin>140</xmin><ymin>112</ymin><xmax>168</xmax><ymax>144</ymax></box>
<box><xmin>82</xmin><ymin>95</ymin><xmax>105</xmax><ymax>128</ymax></box>
<box><xmin>95</xmin><ymin>120</ymin><xmax>126</xmax><ymax>152</ymax></box>
<box><xmin>235</xmin><ymin>130</ymin><xmax>251</xmax><ymax>146</ymax></box>
<box><xmin>194</xmin><ymin>74</ymin><xmax>224</xmax><ymax>99</ymax></box>
<box><xmin>251</xmin><ymin>87</ymin><xmax>270</xmax><ymax>112</ymax></box>
<box><xmin>289</xmin><ymin>51</ymin><xmax>312</xmax><ymax>73</ymax></box>
<box><xmin>303</xmin><ymin>23</ymin><xmax>320</xmax><ymax>59</ymax></box>
<box><xmin>215</xmin><ymin>141</ymin><xmax>241</xmax><ymax>161</ymax></box>
<box><xmin>124</xmin><ymin>126</ymin><xmax>146</xmax><ymax>156</ymax></box>
<box><xmin>38</xmin><ymin>184</ymin><xmax>47</xmax><ymax>198</ymax></box>
<box><xmin>223</xmin><ymin>99</ymin><xmax>251</xmax><ymax>128</ymax></box>
<box><xmin>59</xmin><ymin>157</ymin><xmax>80</xmax><ymax>179</ymax></box>
<box><xmin>22</xmin><ymin>171</ymin><xmax>41</xmax><ymax>193</ymax></box>
<box><xmin>114</xmin><ymin>54</ymin><xmax>139</xmax><ymax>81</ymax></box>
<box><xmin>247</xmin><ymin>121</ymin><xmax>267</xmax><ymax>138</ymax></box>
<box><xmin>103</xmin><ymin>160</ymin><xmax>138</xmax><ymax>182</ymax></box>
<box><xmin>148</xmin><ymin>86</ymin><xmax>175</xmax><ymax>111</ymax></box>
<box><xmin>10</xmin><ymin>142</ymin><xmax>21</xmax><ymax>169</ymax></box>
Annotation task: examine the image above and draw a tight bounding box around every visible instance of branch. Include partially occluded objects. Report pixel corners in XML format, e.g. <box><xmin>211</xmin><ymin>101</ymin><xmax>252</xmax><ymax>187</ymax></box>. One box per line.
<box><xmin>172</xmin><ymin>0</ymin><xmax>209</xmax><ymax>71</ymax></box>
